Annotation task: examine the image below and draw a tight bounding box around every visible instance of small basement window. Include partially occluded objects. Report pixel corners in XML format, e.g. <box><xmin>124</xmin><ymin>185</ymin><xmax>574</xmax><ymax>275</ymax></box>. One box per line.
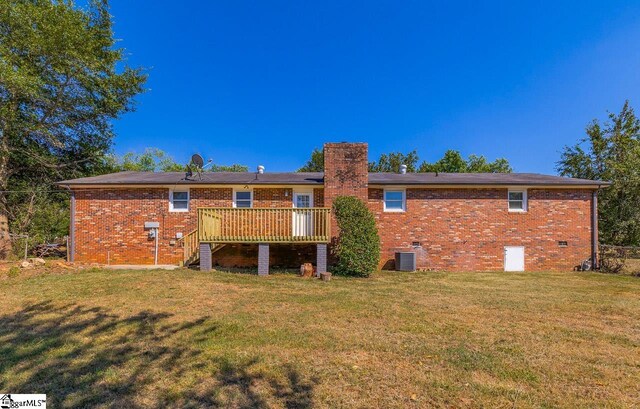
<box><xmin>170</xmin><ymin>190</ymin><xmax>189</xmax><ymax>212</ymax></box>
<box><xmin>234</xmin><ymin>190</ymin><xmax>252</xmax><ymax>208</ymax></box>
<box><xmin>558</xmin><ymin>241</ymin><xmax>568</xmax><ymax>247</ymax></box>
<box><xmin>384</xmin><ymin>189</ymin><xmax>406</xmax><ymax>212</ymax></box>
<box><xmin>508</xmin><ymin>190</ymin><xmax>527</xmax><ymax>212</ymax></box>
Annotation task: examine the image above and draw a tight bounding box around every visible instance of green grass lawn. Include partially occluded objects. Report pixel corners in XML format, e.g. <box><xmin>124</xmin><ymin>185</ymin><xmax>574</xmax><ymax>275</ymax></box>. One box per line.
<box><xmin>0</xmin><ymin>268</ymin><xmax>638</xmax><ymax>408</ymax></box>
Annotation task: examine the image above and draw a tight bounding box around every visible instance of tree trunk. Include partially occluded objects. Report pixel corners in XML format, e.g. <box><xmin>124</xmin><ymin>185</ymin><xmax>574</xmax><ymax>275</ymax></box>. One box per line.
<box><xmin>0</xmin><ymin>128</ymin><xmax>11</xmax><ymax>258</ymax></box>
<box><xmin>0</xmin><ymin>214</ymin><xmax>9</xmax><ymax>259</ymax></box>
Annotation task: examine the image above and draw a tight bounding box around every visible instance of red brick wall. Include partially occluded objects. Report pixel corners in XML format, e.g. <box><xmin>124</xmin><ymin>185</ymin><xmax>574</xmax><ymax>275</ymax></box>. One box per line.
<box><xmin>73</xmin><ymin>185</ymin><xmax>594</xmax><ymax>272</ymax></box>
<box><xmin>323</xmin><ymin>143</ymin><xmax>369</xmax><ymax>207</ymax></box>
<box><xmin>313</xmin><ymin>188</ymin><xmax>324</xmax><ymax>207</ymax></box>
<box><xmin>323</xmin><ymin>143</ymin><xmax>368</xmax><ymax>243</ymax></box>
<box><xmin>368</xmin><ymin>188</ymin><xmax>594</xmax><ymax>272</ymax></box>
<box><xmin>74</xmin><ymin>187</ymin><xmax>310</xmax><ymax>265</ymax></box>
<box><xmin>254</xmin><ymin>188</ymin><xmax>293</xmax><ymax>208</ymax></box>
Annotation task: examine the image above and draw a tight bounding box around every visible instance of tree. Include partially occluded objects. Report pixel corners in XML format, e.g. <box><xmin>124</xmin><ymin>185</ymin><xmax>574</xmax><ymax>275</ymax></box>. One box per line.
<box><xmin>117</xmin><ymin>148</ymin><xmax>185</xmax><ymax>172</ymax></box>
<box><xmin>557</xmin><ymin>101</ymin><xmax>640</xmax><ymax>246</ymax></box>
<box><xmin>297</xmin><ymin>148</ymin><xmax>324</xmax><ymax>172</ymax></box>
<box><xmin>111</xmin><ymin>148</ymin><xmax>249</xmax><ymax>172</ymax></box>
<box><xmin>211</xmin><ymin>164</ymin><xmax>249</xmax><ymax>172</ymax></box>
<box><xmin>418</xmin><ymin>150</ymin><xmax>466</xmax><ymax>172</ymax></box>
<box><xmin>297</xmin><ymin>149</ymin><xmax>423</xmax><ymax>173</ymax></box>
<box><xmin>332</xmin><ymin>196</ymin><xmax>380</xmax><ymax>277</ymax></box>
<box><xmin>298</xmin><ymin>147</ymin><xmax>511</xmax><ymax>174</ymax></box>
<box><xmin>0</xmin><ymin>0</ymin><xmax>146</xmax><ymax>255</ymax></box>
<box><xmin>369</xmin><ymin>151</ymin><xmax>419</xmax><ymax>172</ymax></box>
<box><xmin>418</xmin><ymin>150</ymin><xmax>512</xmax><ymax>173</ymax></box>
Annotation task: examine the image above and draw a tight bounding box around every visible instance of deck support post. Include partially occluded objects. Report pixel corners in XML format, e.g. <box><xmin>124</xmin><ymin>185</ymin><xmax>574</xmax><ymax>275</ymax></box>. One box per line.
<box><xmin>316</xmin><ymin>244</ymin><xmax>327</xmax><ymax>277</ymax></box>
<box><xmin>199</xmin><ymin>243</ymin><xmax>212</xmax><ymax>272</ymax></box>
<box><xmin>258</xmin><ymin>243</ymin><xmax>269</xmax><ymax>276</ymax></box>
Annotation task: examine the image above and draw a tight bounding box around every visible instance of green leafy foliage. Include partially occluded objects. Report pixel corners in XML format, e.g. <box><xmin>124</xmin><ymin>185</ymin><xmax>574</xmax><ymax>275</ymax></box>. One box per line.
<box><xmin>7</xmin><ymin>266</ymin><xmax>20</xmax><ymax>278</ymax></box>
<box><xmin>557</xmin><ymin>101</ymin><xmax>640</xmax><ymax>246</ymax></box>
<box><xmin>108</xmin><ymin>148</ymin><xmax>249</xmax><ymax>173</ymax></box>
<box><xmin>418</xmin><ymin>150</ymin><xmax>512</xmax><ymax>173</ymax></box>
<box><xmin>332</xmin><ymin>196</ymin><xmax>380</xmax><ymax>277</ymax></box>
<box><xmin>298</xmin><ymin>148</ymin><xmax>511</xmax><ymax>173</ymax></box>
<box><xmin>297</xmin><ymin>148</ymin><xmax>324</xmax><ymax>172</ymax></box>
<box><xmin>369</xmin><ymin>151</ymin><xmax>420</xmax><ymax>172</ymax></box>
<box><xmin>115</xmin><ymin>148</ymin><xmax>186</xmax><ymax>172</ymax></box>
<box><xmin>211</xmin><ymin>164</ymin><xmax>249</xmax><ymax>172</ymax></box>
<box><xmin>0</xmin><ymin>0</ymin><xmax>146</xmax><ymax>180</ymax></box>
<box><xmin>0</xmin><ymin>0</ymin><xmax>146</xmax><ymax>251</ymax></box>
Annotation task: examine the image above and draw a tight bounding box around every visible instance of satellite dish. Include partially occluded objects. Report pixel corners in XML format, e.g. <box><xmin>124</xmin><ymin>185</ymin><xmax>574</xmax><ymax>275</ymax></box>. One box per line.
<box><xmin>191</xmin><ymin>154</ymin><xmax>204</xmax><ymax>168</ymax></box>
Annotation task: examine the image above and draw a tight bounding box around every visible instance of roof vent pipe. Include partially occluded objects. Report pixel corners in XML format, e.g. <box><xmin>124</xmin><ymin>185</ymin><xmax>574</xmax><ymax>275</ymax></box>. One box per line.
<box><xmin>257</xmin><ymin>165</ymin><xmax>265</xmax><ymax>174</ymax></box>
<box><xmin>399</xmin><ymin>164</ymin><xmax>407</xmax><ymax>174</ymax></box>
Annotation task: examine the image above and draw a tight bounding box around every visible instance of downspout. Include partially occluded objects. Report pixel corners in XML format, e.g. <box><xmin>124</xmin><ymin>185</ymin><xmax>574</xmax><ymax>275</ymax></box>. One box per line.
<box><xmin>63</xmin><ymin>186</ymin><xmax>76</xmax><ymax>263</ymax></box>
<box><xmin>591</xmin><ymin>188</ymin><xmax>599</xmax><ymax>270</ymax></box>
<box><xmin>154</xmin><ymin>227</ymin><xmax>159</xmax><ymax>266</ymax></box>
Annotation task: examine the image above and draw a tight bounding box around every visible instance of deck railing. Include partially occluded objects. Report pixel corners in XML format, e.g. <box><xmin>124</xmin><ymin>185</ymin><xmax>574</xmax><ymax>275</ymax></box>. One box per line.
<box><xmin>179</xmin><ymin>229</ymin><xmax>199</xmax><ymax>265</ymax></box>
<box><xmin>198</xmin><ymin>207</ymin><xmax>331</xmax><ymax>243</ymax></box>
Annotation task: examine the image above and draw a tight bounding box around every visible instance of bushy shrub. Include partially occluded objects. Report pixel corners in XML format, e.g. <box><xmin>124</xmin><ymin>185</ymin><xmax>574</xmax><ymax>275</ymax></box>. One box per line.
<box><xmin>332</xmin><ymin>196</ymin><xmax>380</xmax><ymax>277</ymax></box>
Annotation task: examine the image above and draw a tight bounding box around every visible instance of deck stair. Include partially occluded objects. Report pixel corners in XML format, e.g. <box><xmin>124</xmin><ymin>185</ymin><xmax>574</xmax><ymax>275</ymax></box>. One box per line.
<box><xmin>179</xmin><ymin>230</ymin><xmax>226</xmax><ymax>267</ymax></box>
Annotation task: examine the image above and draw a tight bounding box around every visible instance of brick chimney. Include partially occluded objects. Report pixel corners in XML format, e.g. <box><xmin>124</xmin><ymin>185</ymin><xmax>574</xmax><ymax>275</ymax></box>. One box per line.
<box><xmin>323</xmin><ymin>142</ymin><xmax>369</xmax><ymax>208</ymax></box>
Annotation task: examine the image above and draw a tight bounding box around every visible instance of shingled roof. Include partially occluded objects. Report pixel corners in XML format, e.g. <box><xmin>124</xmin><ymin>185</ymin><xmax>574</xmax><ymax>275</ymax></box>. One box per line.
<box><xmin>58</xmin><ymin>171</ymin><xmax>324</xmax><ymax>185</ymax></box>
<box><xmin>58</xmin><ymin>171</ymin><xmax>608</xmax><ymax>187</ymax></box>
<box><xmin>368</xmin><ymin>172</ymin><xmax>608</xmax><ymax>186</ymax></box>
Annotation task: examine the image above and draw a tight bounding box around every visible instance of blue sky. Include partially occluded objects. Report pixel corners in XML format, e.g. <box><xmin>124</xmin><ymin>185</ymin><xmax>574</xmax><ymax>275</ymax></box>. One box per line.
<box><xmin>107</xmin><ymin>1</ymin><xmax>640</xmax><ymax>173</ymax></box>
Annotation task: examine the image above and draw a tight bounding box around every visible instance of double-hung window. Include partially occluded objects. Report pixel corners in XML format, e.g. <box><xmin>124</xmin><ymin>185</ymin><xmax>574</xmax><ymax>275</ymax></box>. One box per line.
<box><xmin>170</xmin><ymin>190</ymin><xmax>189</xmax><ymax>212</ymax></box>
<box><xmin>508</xmin><ymin>190</ymin><xmax>527</xmax><ymax>212</ymax></box>
<box><xmin>384</xmin><ymin>189</ymin><xmax>406</xmax><ymax>212</ymax></box>
<box><xmin>234</xmin><ymin>190</ymin><xmax>252</xmax><ymax>208</ymax></box>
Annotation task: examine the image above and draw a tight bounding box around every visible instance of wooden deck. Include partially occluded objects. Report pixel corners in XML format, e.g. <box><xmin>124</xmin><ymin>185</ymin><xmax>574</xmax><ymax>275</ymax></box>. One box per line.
<box><xmin>197</xmin><ymin>207</ymin><xmax>331</xmax><ymax>244</ymax></box>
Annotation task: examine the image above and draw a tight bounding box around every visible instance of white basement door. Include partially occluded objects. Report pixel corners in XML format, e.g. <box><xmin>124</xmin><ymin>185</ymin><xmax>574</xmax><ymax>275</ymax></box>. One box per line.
<box><xmin>504</xmin><ymin>246</ymin><xmax>525</xmax><ymax>272</ymax></box>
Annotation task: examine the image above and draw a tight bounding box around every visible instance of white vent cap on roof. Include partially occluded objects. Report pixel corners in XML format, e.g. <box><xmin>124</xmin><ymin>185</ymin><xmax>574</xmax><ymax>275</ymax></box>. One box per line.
<box><xmin>257</xmin><ymin>165</ymin><xmax>265</xmax><ymax>174</ymax></box>
<box><xmin>399</xmin><ymin>164</ymin><xmax>407</xmax><ymax>174</ymax></box>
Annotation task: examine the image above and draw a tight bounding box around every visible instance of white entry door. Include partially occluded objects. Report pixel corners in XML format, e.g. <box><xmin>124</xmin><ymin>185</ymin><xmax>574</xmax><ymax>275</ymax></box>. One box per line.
<box><xmin>293</xmin><ymin>193</ymin><xmax>314</xmax><ymax>237</ymax></box>
<box><xmin>504</xmin><ymin>246</ymin><xmax>525</xmax><ymax>271</ymax></box>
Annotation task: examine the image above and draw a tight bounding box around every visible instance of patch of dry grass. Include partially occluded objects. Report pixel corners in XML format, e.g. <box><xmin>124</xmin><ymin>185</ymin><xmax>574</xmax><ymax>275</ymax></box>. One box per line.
<box><xmin>622</xmin><ymin>258</ymin><xmax>640</xmax><ymax>275</ymax></box>
<box><xmin>0</xmin><ymin>268</ymin><xmax>638</xmax><ymax>408</ymax></box>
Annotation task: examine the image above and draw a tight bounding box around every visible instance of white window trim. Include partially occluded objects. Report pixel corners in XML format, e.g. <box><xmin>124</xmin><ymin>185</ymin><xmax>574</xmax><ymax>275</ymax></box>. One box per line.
<box><xmin>383</xmin><ymin>189</ymin><xmax>406</xmax><ymax>212</ymax></box>
<box><xmin>169</xmin><ymin>188</ymin><xmax>190</xmax><ymax>212</ymax></box>
<box><xmin>293</xmin><ymin>190</ymin><xmax>314</xmax><ymax>208</ymax></box>
<box><xmin>233</xmin><ymin>188</ymin><xmax>253</xmax><ymax>208</ymax></box>
<box><xmin>508</xmin><ymin>189</ymin><xmax>528</xmax><ymax>213</ymax></box>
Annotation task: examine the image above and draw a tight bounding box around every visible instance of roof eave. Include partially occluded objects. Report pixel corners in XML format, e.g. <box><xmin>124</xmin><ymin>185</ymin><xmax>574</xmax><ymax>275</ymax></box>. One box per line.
<box><xmin>368</xmin><ymin>183</ymin><xmax>607</xmax><ymax>189</ymax></box>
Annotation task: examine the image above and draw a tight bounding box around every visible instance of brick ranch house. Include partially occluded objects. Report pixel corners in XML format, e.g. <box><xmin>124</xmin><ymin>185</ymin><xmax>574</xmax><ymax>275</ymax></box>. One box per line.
<box><xmin>58</xmin><ymin>142</ymin><xmax>608</xmax><ymax>274</ymax></box>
